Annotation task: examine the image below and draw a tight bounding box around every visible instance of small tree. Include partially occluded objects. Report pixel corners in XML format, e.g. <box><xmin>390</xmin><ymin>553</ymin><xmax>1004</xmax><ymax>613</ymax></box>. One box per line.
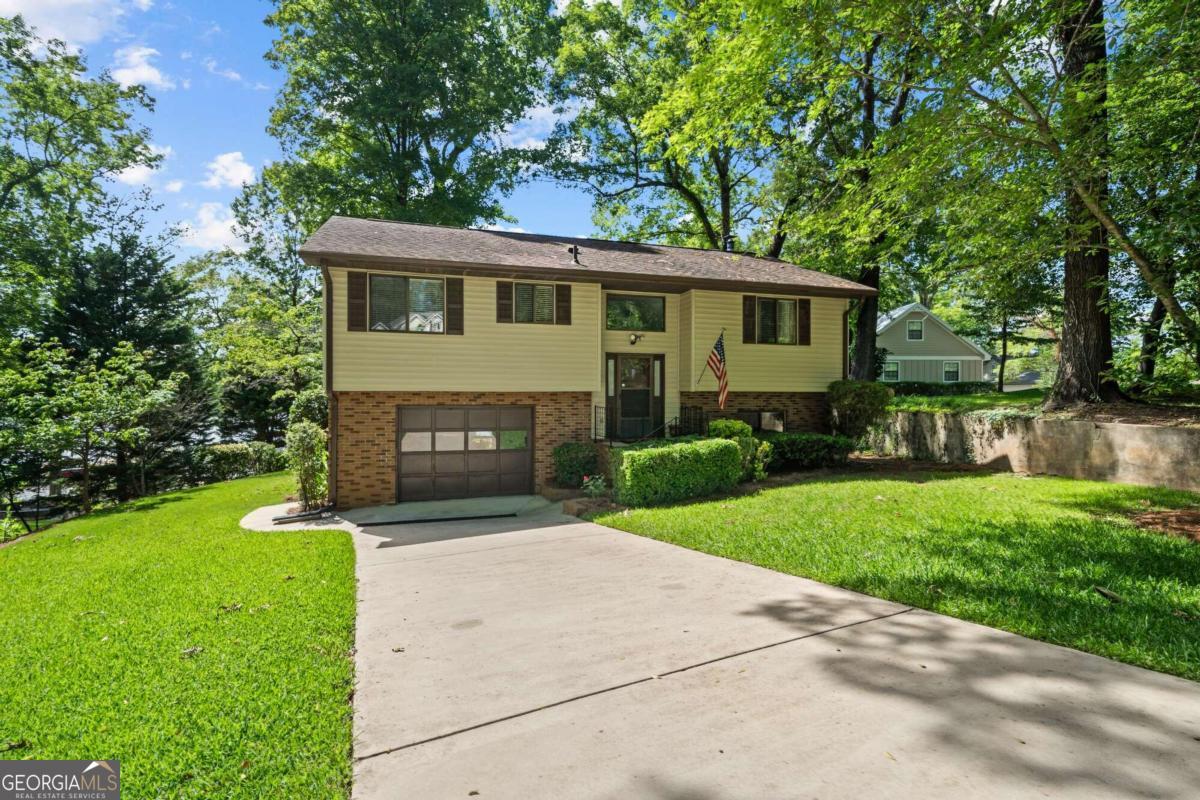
<box><xmin>285</xmin><ymin>421</ymin><xmax>327</xmax><ymax>511</ymax></box>
<box><xmin>827</xmin><ymin>380</ymin><xmax>893</xmax><ymax>443</ymax></box>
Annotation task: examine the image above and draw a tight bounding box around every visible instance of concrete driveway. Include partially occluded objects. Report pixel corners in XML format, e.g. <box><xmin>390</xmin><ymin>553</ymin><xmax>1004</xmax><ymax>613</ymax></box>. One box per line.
<box><xmin>349</xmin><ymin>505</ymin><xmax>1200</xmax><ymax>800</ymax></box>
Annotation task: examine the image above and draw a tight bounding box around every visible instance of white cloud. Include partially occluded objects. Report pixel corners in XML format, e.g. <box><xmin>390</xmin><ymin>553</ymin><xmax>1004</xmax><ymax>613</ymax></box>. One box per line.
<box><xmin>163</xmin><ymin>179</ymin><xmax>184</xmax><ymax>193</ymax></box>
<box><xmin>132</xmin><ymin>0</ymin><xmax>152</xmax><ymax>9</ymax></box>
<box><xmin>114</xmin><ymin>143</ymin><xmax>173</xmax><ymax>186</ymax></box>
<box><xmin>111</xmin><ymin>45</ymin><xmax>176</xmax><ymax>90</ymax></box>
<box><xmin>203</xmin><ymin>57</ymin><xmax>241</xmax><ymax>82</ymax></box>
<box><xmin>0</xmin><ymin>0</ymin><xmax>147</xmax><ymax>47</ymax></box>
<box><xmin>501</xmin><ymin>101</ymin><xmax>579</xmax><ymax>151</ymax></box>
<box><xmin>201</xmin><ymin>151</ymin><xmax>254</xmax><ymax>188</ymax></box>
<box><xmin>483</xmin><ymin>223</ymin><xmax>528</xmax><ymax>233</ymax></box>
<box><xmin>181</xmin><ymin>203</ymin><xmax>244</xmax><ymax>251</ymax></box>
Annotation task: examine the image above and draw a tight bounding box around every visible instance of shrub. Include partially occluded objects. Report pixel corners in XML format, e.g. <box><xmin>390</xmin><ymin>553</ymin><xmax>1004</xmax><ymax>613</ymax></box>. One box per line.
<box><xmin>760</xmin><ymin>432</ymin><xmax>855</xmax><ymax>470</ymax></box>
<box><xmin>553</xmin><ymin>441</ymin><xmax>599</xmax><ymax>488</ymax></box>
<box><xmin>193</xmin><ymin>442</ymin><xmax>287</xmax><ymax>484</ymax></box>
<box><xmin>611</xmin><ymin>438</ymin><xmax>742</xmax><ymax>506</ymax></box>
<box><xmin>887</xmin><ymin>381</ymin><xmax>995</xmax><ymax>396</ymax></box>
<box><xmin>827</xmin><ymin>380</ymin><xmax>893</xmax><ymax>441</ymax></box>
<box><xmin>289</xmin><ymin>388</ymin><xmax>328</xmax><ymax>428</ymax></box>
<box><xmin>706</xmin><ymin>418</ymin><xmax>770</xmax><ymax>481</ymax></box>
<box><xmin>581</xmin><ymin>474</ymin><xmax>608</xmax><ymax>498</ymax></box>
<box><xmin>286</xmin><ymin>422</ymin><xmax>328</xmax><ymax>510</ymax></box>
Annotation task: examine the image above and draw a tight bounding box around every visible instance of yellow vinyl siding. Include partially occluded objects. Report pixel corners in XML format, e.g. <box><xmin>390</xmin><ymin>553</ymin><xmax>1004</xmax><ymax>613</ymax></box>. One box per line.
<box><xmin>329</xmin><ymin>268</ymin><xmax>601</xmax><ymax>392</ymax></box>
<box><xmin>601</xmin><ymin>291</ymin><xmax>681</xmax><ymax>422</ymax></box>
<box><xmin>688</xmin><ymin>291</ymin><xmax>848</xmax><ymax>392</ymax></box>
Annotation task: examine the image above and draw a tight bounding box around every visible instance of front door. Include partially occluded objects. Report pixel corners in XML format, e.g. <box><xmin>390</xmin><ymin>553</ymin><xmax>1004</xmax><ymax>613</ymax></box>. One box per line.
<box><xmin>606</xmin><ymin>353</ymin><xmax>665</xmax><ymax>440</ymax></box>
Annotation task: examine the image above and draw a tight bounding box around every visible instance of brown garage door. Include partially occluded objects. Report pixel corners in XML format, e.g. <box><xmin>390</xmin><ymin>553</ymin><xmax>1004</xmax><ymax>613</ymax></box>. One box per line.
<box><xmin>396</xmin><ymin>406</ymin><xmax>534</xmax><ymax>501</ymax></box>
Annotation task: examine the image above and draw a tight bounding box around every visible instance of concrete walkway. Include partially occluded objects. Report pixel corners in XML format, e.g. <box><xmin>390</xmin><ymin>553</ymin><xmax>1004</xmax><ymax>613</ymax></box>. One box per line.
<box><xmin>250</xmin><ymin>502</ymin><xmax>1200</xmax><ymax>798</ymax></box>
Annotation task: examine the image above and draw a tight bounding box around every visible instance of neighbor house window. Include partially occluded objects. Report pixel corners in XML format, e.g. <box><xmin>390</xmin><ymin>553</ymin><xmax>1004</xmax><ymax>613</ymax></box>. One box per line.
<box><xmin>882</xmin><ymin>361</ymin><xmax>899</xmax><ymax>382</ymax></box>
<box><xmin>756</xmin><ymin>298</ymin><xmax>798</xmax><ymax>344</ymax></box>
<box><xmin>369</xmin><ymin>275</ymin><xmax>445</xmax><ymax>333</ymax></box>
<box><xmin>514</xmin><ymin>282</ymin><xmax>555</xmax><ymax>324</ymax></box>
<box><xmin>943</xmin><ymin>361</ymin><xmax>960</xmax><ymax>383</ymax></box>
<box><xmin>906</xmin><ymin>319</ymin><xmax>924</xmax><ymax>340</ymax></box>
<box><xmin>606</xmin><ymin>294</ymin><xmax>665</xmax><ymax>331</ymax></box>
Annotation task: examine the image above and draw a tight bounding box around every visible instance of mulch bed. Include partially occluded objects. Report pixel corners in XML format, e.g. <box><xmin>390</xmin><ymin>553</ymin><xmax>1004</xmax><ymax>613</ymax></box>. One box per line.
<box><xmin>1046</xmin><ymin>400</ymin><xmax>1200</xmax><ymax>428</ymax></box>
<box><xmin>1131</xmin><ymin>509</ymin><xmax>1200</xmax><ymax>543</ymax></box>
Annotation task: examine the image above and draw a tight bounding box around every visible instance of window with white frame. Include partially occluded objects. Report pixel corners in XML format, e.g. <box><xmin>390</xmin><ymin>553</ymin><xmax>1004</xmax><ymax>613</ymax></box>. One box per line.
<box><xmin>882</xmin><ymin>361</ymin><xmax>899</xmax><ymax>382</ymax></box>
<box><xmin>906</xmin><ymin>319</ymin><xmax>924</xmax><ymax>340</ymax></box>
<box><xmin>943</xmin><ymin>361</ymin><xmax>960</xmax><ymax>382</ymax></box>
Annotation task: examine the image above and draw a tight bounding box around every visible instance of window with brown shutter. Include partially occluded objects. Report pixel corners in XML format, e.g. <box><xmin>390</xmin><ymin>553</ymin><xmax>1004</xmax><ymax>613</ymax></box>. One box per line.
<box><xmin>446</xmin><ymin>278</ymin><xmax>464</xmax><ymax>335</ymax></box>
<box><xmin>496</xmin><ymin>281</ymin><xmax>513</xmax><ymax>323</ymax></box>
<box><xmin>742</xmin><ymin>295</ymin><xmax>756</xmax><ymax>343</ymax></box>
<box><xmin>555</xmin><ymin>284</ymin><xmax>571</xmax><ymax>325</ymax></box>
<box><xmin>347</xmin><ymin>272</ymin><xmax>367</xmax><ymax>331</ymax></box>
<box><xmin>796</xmin><ymin>299</ymin><xmax>811</xmax><ymax>345</ymax></box>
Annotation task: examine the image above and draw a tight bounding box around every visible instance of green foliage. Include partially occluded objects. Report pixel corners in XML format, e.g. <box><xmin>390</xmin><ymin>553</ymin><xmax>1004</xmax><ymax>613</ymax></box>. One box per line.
<box><xmin>888</xmin><ymin>389</ymin><xmax>1045</xmax><ymax>414</ymax></box>
<box><xmin>888</xmin><ymin>381</ymin><xmax>996</xmax><ymax>397</ymax></box>
<box><xmin>582</xmin><ymin>474</ymin><xmax>608</xmax><ymax>499</ymax></box>
<box><xmin>289</xmin><ymin>388</ymin><xmax>329</xmax><ymax>429</ymax></box>
<box><xmin>263</xmin><ymin>0</ymin><xmax>556</xmax><ymax>233</ymax></box>
<box><xmin>759</xmin><ymin>432</ymin><xmax>855</xmax><ymax>470</ymax></box>
<box><xmin>0</xmin><ymin>474</ymin><xmax>355</xmax><ymax>795</ymax></box>
<box><xmin>195</xmin><ymin>442</ymin><xmax>288</xmax><ymax>484</ymax></box>
<box><xmin>552</xmin><ymin>441</ymin><xmax>599</xmax><ymax>488</ymax></box>
<box><xmin>611</xmin><ymin>438</ymin><xmax>742</xmax><ymax>506</ymax></box>
<box><xmin>706</xmin><ymin>418</ymin><xmax>770</xmax><ymax>480</ymax></box>
<box><xmin>285</xmin><ymin>422</ymin><xmax>328</xmax><ymax>511</ymax></box>
<box><xmin>827</xmin><ymin>380</ymin><xmax>893</xmax><ymax>441</ymax></box>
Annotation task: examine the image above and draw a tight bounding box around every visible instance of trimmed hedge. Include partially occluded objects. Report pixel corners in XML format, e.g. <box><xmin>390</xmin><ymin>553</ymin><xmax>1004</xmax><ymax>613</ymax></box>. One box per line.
<box><xmin>611</xmin><ymin>438</ymin><xmax>742</xmax><ymax>506</ymax></box>
<box><xmin>194</xmin><ymin>442</ymin><xmax>287</xmax><ymax>483</ymax></box>
<box><xmin>760</xmin><ymin>432</ymin><xmax>855</xmax><ymax>470</ymax></box>
<box><xmin>553</xmin><ymin>441</ymin><xmax>599</xmax><ymax>488</ymax></box>
<box><xmin>887</xmin><ymin>380</ymin><xmax>996</xmax><ymax>396</ymax></box>
<box><xmin>827</xmin><ymin>379</ymin><xmax>893</xmax><ymax>440</ymax></box>
<box><xmin>707</xmin><ymin>419</ymin><xmax>770</xmax><ymax>481</ymax></box>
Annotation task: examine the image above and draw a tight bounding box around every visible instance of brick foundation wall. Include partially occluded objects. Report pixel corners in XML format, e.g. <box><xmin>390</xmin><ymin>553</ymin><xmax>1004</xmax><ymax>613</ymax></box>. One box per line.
<box><xmin>331</xmin><ymin>391</ymin><xmax>593</xmax><ymax>508</ymax></box>
<box><xmin>679</xmin><ymin>391</ymin><xmax>828</xmax><ymax>433</ymax></box>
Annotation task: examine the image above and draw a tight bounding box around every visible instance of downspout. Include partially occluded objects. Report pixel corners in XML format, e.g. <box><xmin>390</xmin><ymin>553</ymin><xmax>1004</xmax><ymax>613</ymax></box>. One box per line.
<box><xmin>322</xmin><ymin>262</ymin><xmax>338</xmax><ymax>509</ymax></box>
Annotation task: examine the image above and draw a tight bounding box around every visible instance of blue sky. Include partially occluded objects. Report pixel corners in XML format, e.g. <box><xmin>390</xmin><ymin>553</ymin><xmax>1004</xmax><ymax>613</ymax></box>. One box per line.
<box><xmin>3</xmin><ymin>0</ymin><xmax>596</xmax><ymax>255</ymax></box>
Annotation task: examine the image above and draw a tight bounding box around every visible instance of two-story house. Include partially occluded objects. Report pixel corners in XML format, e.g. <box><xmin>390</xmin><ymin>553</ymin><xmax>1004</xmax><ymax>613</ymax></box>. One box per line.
<box><xmin>300</xmin><ymin>217</ymin><xmax>874</xmax><ymax>508</ymax></box>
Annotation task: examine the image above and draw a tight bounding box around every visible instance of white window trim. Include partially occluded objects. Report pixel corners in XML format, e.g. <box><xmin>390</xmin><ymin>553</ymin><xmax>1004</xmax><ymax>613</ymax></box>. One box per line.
<box><xmin>882</xmin><ymin>361</ymin><xmax>900</xmax><ymax>382</ymax></box>
<box><xmin>906</xmin><ymin>318</ymin><xmax>925</xmax><ymax>341</ymax></box>
<box><xmin>942</xmin><ymin>360</ymin><xmax>961</xmax><ymax>383</ymax></box>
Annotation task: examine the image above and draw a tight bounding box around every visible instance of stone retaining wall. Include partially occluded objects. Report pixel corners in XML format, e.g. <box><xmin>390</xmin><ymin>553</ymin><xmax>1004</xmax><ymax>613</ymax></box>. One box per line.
<box><xmin>869</xmin><ymin>411</ymin><xmax>1200</xmax><ymax>493</ymax></box>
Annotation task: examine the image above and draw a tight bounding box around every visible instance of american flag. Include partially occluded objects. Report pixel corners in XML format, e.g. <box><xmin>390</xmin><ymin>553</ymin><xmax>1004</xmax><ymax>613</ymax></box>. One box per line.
<box><xmin>706</xmin><ymin>332</ymin><xmax>729</xmax><ymax>410</ymax></box>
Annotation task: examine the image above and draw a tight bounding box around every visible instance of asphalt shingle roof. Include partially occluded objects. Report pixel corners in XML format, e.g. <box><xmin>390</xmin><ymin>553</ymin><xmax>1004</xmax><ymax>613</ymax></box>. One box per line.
<box><xmin>299</xmin><ymin>216</ymin><xmax>874</xmax><ymax>297</ymax></box>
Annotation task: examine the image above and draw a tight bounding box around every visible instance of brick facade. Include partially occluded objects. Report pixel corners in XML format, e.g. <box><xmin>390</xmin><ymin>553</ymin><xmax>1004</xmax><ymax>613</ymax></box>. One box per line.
<box><xmin>679</xmin><ymin>391</ymin><xmax>829</xmax><ymax>433</ymax></box>
<box><xmin>331</xmin><ymin>391</ymin><xmax>593</xmax><ymax>508</ymax></box>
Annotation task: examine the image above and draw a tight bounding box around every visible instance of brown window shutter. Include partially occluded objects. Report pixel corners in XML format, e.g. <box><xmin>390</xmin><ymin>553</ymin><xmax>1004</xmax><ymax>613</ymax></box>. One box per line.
<box><xmin>742</xmin><ymin>295</ymin><xmax>756</xmax><ymax>343</ymax></box>
<box><xmin>796</xmin><ymin>299</ymin><xmax>811</xmax><ymax>345</ymax></box>
<box><xmin>496</xmin><ymin>281</ymin><xmax>513</xmax><ymax>323</ymax></box>
<box><xmin>446</xmin><ymin>278</ymin><xmax>464</xmax><ymax>335</ymax></box>
<box><xmin>347</xmin><ymin>272</ymin><xmax>367</xmax><ymax>331</ymax></box>
<box><xmin>554</xmin><ymin>284</ymin><xmax>571</xmax><ymax>325</ymax></box>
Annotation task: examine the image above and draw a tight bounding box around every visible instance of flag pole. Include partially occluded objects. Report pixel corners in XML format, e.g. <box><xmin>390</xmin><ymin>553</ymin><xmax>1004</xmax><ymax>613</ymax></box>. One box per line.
<box><xmin>695</xmin><ymin>327</ymin><xmax>726</xmax><ymax>386</ymax></box>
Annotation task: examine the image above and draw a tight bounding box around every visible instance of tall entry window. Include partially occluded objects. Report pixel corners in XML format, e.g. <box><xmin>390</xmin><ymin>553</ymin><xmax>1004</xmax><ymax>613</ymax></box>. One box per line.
<box><xmin>370</xmin><ymin>275</ymin><xmax>446</xmax><ymax>333</ymax></box>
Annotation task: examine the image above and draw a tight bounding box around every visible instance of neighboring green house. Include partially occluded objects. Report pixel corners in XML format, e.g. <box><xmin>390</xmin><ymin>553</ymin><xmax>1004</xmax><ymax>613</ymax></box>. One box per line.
<box><xmin>876</xmin><ymin>302</ymin><xmax>992</xmax><ymax>384</ymax></box>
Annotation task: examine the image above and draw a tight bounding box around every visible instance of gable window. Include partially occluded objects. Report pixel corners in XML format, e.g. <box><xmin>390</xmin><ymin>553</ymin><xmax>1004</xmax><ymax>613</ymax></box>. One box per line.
<box><xmin>514</xmin><ymin>282</ymin><xmax>555</xmax><ymax>324</ymax></box>
<box><xmin>757</xmin><ymin>298</ymin><xmax>798</xmax><ymax>344</ymax></box>
<box><xmin>943</xmin><ymin>361</ymin><xmax>960</xmax><ymax>383</ymax></box>
<box><xmin>606</xmin><ymin>294</ymin><xmax>665</xmax><ymax>331</ymax></box>
<box><xmin>907</xmin><ymin>319</ymin><xmax>924</xmax><ymax>341</ymax></box>
<box><xmin>882</xmin><ymin>361</ymin><xmax>899</xmax><ymax>382</ymax></box>
<box><xmin>369</xmin><ymin>275</ymin><xmax>445</xmax><ymax>333</ymax></box>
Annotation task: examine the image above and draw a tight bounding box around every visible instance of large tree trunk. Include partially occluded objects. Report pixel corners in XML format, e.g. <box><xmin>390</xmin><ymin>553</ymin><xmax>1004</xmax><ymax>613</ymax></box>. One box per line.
<box><xmin>1046</xmin><ymin>0</ymin><xmax>1123</xmax><ymax>408</ymax></box>
<box><xmin>849</xmin><ymin>265</ymin><xmax>881</xmax><ymax>380</ymax></box>
<box><xmin>1138</xmin><ymin>295</ymin><xmax>1169</xmax><ymax>380</ymax></box>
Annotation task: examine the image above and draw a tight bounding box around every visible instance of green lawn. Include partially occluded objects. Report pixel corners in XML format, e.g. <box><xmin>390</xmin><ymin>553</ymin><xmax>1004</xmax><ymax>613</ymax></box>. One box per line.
<box><xmin>595</xmin><ymin>470</ymin><xmax>1200</xmax><ymax>680</ymax></box>
<box><xmin>888</xmin><ymin>387</ymin><xmax>1045</xmax><ymax>413</ymax></box>
<box><xmin>0</xmin><ymin>474</ymin><xmax>355</xmax><ymax>799</ymax></box>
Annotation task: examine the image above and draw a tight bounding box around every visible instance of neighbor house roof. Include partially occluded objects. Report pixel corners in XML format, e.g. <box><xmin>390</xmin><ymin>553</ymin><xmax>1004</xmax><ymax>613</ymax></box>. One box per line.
<box><xmin>299</xmin><ymin>216</ymin><xmax>875</xmax><ymax>298</ymax></box>
<box><xmin>877</xmin><ymin>302</ymin><xmax>992</xmax><ymax>359</ymax></box>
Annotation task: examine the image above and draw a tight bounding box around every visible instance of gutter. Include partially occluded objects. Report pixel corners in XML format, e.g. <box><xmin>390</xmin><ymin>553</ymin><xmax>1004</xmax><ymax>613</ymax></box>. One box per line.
<box><xmin>322</xmin><ymin>263</ymin><xmax>338</xmax><ymax>509</ymax></box>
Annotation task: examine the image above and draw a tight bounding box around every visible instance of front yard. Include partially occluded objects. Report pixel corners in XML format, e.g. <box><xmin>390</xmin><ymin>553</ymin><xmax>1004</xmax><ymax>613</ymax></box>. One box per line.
<box><xmin>888</xmin><ymin>388</ymin><xmax>1045</xmax><ymax>413</ymax></box>
<box><xmin>0</xmin><ymin>474</ymin><xmax>355</xmax><ymax>799</ymax></box>
<box><xmin>596</xmin><ymin>469</ymin><xmax>1200</xmax><ymax>681</ymax></box>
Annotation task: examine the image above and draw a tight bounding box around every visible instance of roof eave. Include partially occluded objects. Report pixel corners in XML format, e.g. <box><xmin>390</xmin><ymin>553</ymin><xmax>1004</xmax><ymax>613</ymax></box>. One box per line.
<box><xmin>299</xmin><ymin>248</ymin><xmax>878</xmax><ymax>299</ymax></box>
